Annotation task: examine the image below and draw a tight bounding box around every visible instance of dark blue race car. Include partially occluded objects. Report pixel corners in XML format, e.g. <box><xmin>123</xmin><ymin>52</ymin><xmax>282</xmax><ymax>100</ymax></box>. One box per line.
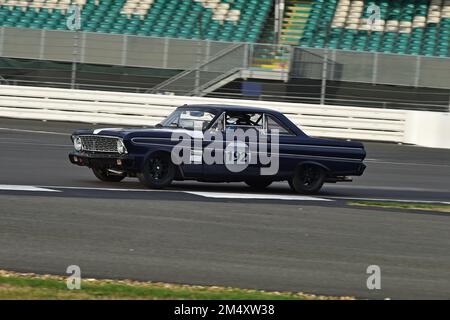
<box><xmin>69</xmin><ymin>104</ymin><xmax>366</xmax><ymax>194</ymax></box>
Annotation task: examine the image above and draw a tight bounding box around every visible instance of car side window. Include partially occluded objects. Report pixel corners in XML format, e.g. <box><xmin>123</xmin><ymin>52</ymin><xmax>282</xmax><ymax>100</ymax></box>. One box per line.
<box><xmin>225</xmin><ymin>112</ymin><xmax>263</xmax><ymax>131</ymax></box>
<box><xmin>178</xmin><ymin>110</ymin><xmax>215</xmax><ymax>130</ymax></box>
<box><xmin>209</xmin><ymin>112</ymin><xmax>225</xmax><ymax>132</ymax></box>
<box><xmin>266</xmin><ymin>114</ymin><xmax>292</xmax><ymax>135</ymax></box>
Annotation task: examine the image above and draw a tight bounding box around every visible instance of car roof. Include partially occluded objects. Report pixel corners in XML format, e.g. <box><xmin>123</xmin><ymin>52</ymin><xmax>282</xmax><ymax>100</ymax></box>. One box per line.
<box><xmin>178</xmin><ymin>104</ymin><xmax>278</xmax><ymax>114</ymax></box>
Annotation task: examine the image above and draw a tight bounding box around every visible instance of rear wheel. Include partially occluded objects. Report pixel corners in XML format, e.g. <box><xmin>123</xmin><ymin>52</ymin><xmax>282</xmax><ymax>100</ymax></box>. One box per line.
<box><xmin>137</xmin><ymin>153</ymin><xmax>175</xmax><ymax>189</ymax></box>
<box><xmin>92</xmin><ymin>168</ymin><xmax>125</xmax><ymax>182</ymax></box>
<box><xmin>289</xmin><ymin>164</ymin><xmax>326</xmax><ymax>194</ymax></box>
<box><xmin>244</xmin><ymin>179</ymin><xmax>272</xmax><ymax>190</ymax></box>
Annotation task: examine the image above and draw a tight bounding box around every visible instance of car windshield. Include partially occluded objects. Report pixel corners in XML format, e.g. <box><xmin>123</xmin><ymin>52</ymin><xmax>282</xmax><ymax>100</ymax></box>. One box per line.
<box><xmin>159</xmin><ymin>108</ymin><xmax>218</xmax><ymax>130</ymax></box>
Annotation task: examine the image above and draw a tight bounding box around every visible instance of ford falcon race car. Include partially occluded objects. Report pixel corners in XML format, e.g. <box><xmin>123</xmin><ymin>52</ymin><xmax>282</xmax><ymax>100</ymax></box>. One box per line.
<box><xmin>69</xmin><ymin>104</ymin><xmax>366</xmax><ymax>194</ymax></box>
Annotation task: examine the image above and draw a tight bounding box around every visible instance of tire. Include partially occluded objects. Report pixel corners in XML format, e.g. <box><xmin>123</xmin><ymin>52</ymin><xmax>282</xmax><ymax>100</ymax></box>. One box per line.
<box><xmin>244</xmin><ymin>179</ymin><xmax>272</xmax><ymax>190</ymax></box>
<box><xmin>92</xmin><ymin>168</ymin><xmax>125</xmax><ymax>182</ymax></box>
<box><xmin>289</xmin><ymin>164</ymin><xmax>326</xmax><ymax>194</ymax></box>
<box><xmin>137</xmin><ymin>152</ymin><xmax>175</xmax><ymax>189</ymax></box>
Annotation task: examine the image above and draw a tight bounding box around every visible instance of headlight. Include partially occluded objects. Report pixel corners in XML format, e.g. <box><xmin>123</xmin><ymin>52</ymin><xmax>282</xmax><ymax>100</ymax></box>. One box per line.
<box><xmin>117</xmin><ymin>139</ymin><xmax>127</xmax><ymax>154</ymax></box>
<box><xmin>73</xmin><ymin>136</ymin><xmax>82</xmax><ymax>151</ymax></box>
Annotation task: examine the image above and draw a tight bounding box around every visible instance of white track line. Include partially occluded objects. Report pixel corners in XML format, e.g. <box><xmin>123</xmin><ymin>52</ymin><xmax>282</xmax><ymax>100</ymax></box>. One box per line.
<box><xmin>0</xmin><ymin>142</ymin><xmax>71</xmax><ymax>147</ymax></box>
<box><xmin>0</xmin><ymin>184</ymin><xmax>448</xmax><ymax>204</ymax></box>
<box><xmin>46</xmin><ymin>186</ymin><xmax>450</xmax><ymax>204</ymax></box>
<box><xmin>40</xmin><ymin>185</ymin><xmax>331</xmax><ymax>201</ymax></box>
<box><xmin>326</xmin><ymin>196</ymin><xmax>450</xmax><ymax>205</ymax></box>
<box><xmin>0</xmin><ymin>127</ymin><xmax>69</xmax><ymax>136</ymax></box>
<box><xmin>0</xmin><ymin>185</ymin><xmax>60</xmax><ymax>192</ymax></box>
<box><xmin>184</xmin><ymin>191</ymin><xmax>332</xmax><ymax>201</ymax></box>
<box><xmin>39</xmin><ymin>185</ymin><xmax>169</xmax><ymax>192</ymax></box>
<box><xmin>1</xmin><ymin>184</ymin><xmax>330</xmax><ymax>201</ymax></box>
<box><xmin>324</xmin><ymin>185</ymin><xmax>446</xmax><ymax>192</ymax></box>
<box><xmin>365</xmin><ymin>159</ymin><xmax>450</xmax><ymax>168</ymax></box>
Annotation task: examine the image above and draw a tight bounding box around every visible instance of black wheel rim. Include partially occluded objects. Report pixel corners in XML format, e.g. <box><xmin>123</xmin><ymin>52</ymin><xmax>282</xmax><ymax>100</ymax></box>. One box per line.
<box><xmin>300</xmin><ymin>166</ymin><xmax>321</xmax><ymax>188</ymax></box>
<box><xmin>148</xmin><ymin>157</ymin><xmax>168</xmax><ymax>180</ymax></box>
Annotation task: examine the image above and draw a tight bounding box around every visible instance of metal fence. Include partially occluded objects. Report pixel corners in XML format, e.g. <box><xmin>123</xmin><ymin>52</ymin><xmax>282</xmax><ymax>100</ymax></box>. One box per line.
<box><xmin>0</xmin><ymin>27</ymin><xmax>449</xmax><ymax>111</ymax></box>
<box><xmin>0</xmin><ymin>27</ymin><xmax>241</xmax><ymax>70</ymax></box>
<box><xmin>291</xmin><ymin>47</ymin><xmax>450</xmax><ymax>90</ymax></box>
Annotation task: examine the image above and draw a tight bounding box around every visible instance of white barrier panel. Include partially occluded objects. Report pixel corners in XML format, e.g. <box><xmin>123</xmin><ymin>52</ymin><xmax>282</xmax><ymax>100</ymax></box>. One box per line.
<box><xmin>404</xmin><ymin>111</ymin><xmax>450</xmax><ymax>149</ymax></box>
<box><xmin>0</xmin><ymin>85</ymin><xmax>447</xmax><ymax>148</ymax></box>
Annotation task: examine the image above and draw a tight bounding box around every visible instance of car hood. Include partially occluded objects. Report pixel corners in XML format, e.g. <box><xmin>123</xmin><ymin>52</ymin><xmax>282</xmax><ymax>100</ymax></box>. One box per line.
<box><xmin>71</xmin><ymin>127</ymin><xmax>201</xmax><ymax>139</ymax></box>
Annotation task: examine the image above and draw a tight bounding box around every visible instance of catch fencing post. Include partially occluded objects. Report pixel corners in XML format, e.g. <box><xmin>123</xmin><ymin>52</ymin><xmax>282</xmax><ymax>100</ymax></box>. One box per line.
<box><xmin>448</xmin><ymin>91</ymin><xmax>450</xmax><ymax>112</ymax></box>
<box><xmin>414</xmin><ymin>55</ymin><xmax>421</xmax><ymax>88</ymax></box>
<box><xmin>0</xmin><ymin>27</ymin><xmax>4</xmax><ymax>57</ymax></box>
<box><xmin>71</xmin><ymin>30</ymin><xmax>79</xmax><ymax>89</ymax></box>
<box><xmin>320</xmin><ymin>47</ymin><xmax>328</xmax><ymax>105</ymax></box>
<box><xmin>243</xmin><ymin>43</ymin><xmax>249</xmax><ymax>70</ymax></box>
<box><xmin>39</xmin><ymin>29</ymin><xmax>45</xmax><ymax>59</ymax></box>
<box><xmin>68</xmin><ymin>5</ymin><xmax>82</xmax><ymax>90</ymax></box>
<box><xmin>121</xmin><ymin>34</ymin><xmax>128</xmax><ymax>66</ymax></box>
<box><xmin>372</xmin><ymin>52</ymin><xmax>378</xmax><ymax>84</ymax></box>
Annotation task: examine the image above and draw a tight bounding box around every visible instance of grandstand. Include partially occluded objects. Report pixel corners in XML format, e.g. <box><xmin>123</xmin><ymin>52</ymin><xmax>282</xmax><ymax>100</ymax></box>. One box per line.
<box><xmin>0</xmin><ymin>0</ymin><xmax>272</xmax><ymax>42</ymax></box>
<box><xmin>0</xmin><ymin>0</ymin><xmax>448</xmax><ymax>57</ymax></box>
<box><xmin>300</xmin><ymin>0</ymin><xmax>450</xmax><ymax>57</ymax></box>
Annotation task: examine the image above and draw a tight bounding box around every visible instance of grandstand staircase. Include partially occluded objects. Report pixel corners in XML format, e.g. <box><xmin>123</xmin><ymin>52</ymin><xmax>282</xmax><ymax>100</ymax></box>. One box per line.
<box><xmin>249</xmin><ymin>4</ymin><xmax>289</xmax><ymax>81</ymax></box>
<box><xmin>248</xmin><ymin>0</ymin><xmax>314</xmax><ymax>81</ymax></box>
<box><xmin>248</xmin><ymin>44</ymin><xmax>291</xmax><ymax>82</ymax></box>
<box><xmin>279</xmin><ymin>0</ymin><xmax>313</xmax><ymax>46</ymax></box>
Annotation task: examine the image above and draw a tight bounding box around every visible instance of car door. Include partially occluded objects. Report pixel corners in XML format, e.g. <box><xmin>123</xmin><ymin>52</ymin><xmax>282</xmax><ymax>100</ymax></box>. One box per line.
<box><xmin>174</xmin><ymin>109</ymin><xmax>212</xmax><ymax>178</ymax></box>
<box><xmin>264</xmin><ymin>113</ymin><xmax>298</xmax><ymax>177</ymax></box>
<box><xmin>202</xmin><ymin>112</ymin><xmax>227</xmax><ymax>178</ymax></box>
<box><xmin>205</xmin><ymin>111</ymin><xmax>264</xmax><ymax>178</ymax></box>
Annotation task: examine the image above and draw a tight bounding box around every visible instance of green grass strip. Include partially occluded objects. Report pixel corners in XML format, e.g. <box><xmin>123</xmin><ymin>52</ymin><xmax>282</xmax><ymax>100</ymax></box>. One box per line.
<box><xmin>348</xmin><ymin>201</ymin><xmax>450</xmax><ymax>212</ymax></box>
<box><xmin>0</xmin><ymin>270</ymin><xmax>352</xmax><ymax>300</ymax></box>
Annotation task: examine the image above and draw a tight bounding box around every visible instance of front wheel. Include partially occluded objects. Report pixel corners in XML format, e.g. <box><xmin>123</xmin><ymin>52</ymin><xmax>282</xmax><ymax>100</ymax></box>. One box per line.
<box><xmin>137</xmin><ymin>153</ymin><xmax>175</xmax><ymax>189</ymax></box>
<box><xmin>92</xmin><ymin>168</ymin><xmax>125</xmax><ymax>182</ymax></box>
<box><xmin>289</xmin><ymin>164</ymin><xmax>326</xmax><ymax>194</ymax></box>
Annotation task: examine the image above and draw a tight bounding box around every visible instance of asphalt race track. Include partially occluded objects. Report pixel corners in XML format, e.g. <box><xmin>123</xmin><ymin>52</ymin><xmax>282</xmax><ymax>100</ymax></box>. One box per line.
<box><xmin>0</xmin><ymin>118</ymin><xmax>449</xmax><ymax>299</ymax></box>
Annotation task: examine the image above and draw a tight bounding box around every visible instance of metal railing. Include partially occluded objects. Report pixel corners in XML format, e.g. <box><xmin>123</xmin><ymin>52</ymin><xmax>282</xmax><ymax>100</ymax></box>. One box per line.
<box><xmin>147</xmin><ymin>43</ymin><xmax>247</xmax><ymax>95</ymax></box>
<box><xmin>190</xmin><ymin>67</ymin><xmax>244</xmax><ymax>96</ymax></box>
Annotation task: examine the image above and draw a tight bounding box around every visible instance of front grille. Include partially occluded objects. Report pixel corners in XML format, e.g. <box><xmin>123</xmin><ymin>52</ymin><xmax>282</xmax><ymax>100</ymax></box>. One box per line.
<box><xmin>80</xmin><ymin>136</ymin><xmax>119</xmax><ymax>153</ymax></box>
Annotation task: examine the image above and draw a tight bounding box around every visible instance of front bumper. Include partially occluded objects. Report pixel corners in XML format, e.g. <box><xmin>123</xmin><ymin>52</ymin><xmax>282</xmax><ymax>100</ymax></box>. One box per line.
<box><xmin>69</xmin><ymin>152</ymin><xmax>136</xmax><ymax>170</ymax></box>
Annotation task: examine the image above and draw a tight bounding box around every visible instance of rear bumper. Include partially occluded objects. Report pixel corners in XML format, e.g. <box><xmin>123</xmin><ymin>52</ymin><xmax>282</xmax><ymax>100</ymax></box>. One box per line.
<box><xmin>329</xmin><ymin>162</ymin><xmax>366</xmax><ymax>179</ymax></box>
<box><xmin>69</xmin><ymin>152</ymin><xmax>136</xmax><ymax>170</ymax></box>
<box><xmin>356</xmin><ymin>163</ymin><xmax>367</xmax><ymax>176</ymax></box>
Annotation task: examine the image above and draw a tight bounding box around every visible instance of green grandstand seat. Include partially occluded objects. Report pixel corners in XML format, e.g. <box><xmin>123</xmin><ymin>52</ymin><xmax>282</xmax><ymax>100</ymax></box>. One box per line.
<box><xmin>0</xmin><ymin>0</ymin><xmax>448</xmax><ymax>58</ymax></box>
<box><xmin>0</xmin><ymin>0</ymin><xmax>272</xmax><ymax>42</ymax></box>
<box><xmin>296</xmin><ymin>0</ymin><xmax>449</xmax><ymax>58</ymax></box>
